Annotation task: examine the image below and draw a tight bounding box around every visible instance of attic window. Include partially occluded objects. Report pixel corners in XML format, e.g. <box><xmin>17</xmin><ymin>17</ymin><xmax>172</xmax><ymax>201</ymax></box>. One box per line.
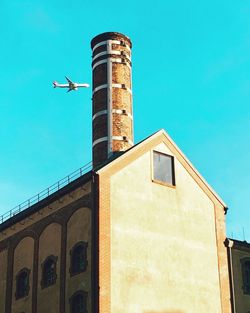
<box><xmin>153</xmin><ymin>151</ymin><xmax>175</xmax><ymax>186</ymax></box>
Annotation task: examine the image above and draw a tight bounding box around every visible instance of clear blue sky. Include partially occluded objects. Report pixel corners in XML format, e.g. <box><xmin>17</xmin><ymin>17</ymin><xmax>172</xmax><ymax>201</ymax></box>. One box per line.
<box><xmin>1</xmin><ymin>0</ymin><xmax>249</xmax><ymax>240</ymax></box>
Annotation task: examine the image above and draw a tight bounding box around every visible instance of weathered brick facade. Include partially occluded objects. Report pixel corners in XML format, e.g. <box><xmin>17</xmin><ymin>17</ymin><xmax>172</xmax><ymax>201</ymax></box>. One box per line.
<box><xmin>91</xmin><ymin>32</ymin><xmax>133</xmax><ymax>168</ymax></box>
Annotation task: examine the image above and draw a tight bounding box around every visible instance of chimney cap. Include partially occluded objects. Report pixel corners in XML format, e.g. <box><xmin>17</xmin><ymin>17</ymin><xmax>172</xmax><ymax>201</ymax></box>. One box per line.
<box><xmin>91</xmin><ymin>32</ymin><xmax>132</xmax><ymax>49</ymax></box>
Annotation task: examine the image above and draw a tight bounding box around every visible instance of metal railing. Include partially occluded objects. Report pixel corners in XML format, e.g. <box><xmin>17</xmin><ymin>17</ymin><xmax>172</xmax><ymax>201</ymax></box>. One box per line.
<box><xmin>0</xmin><ymin>161</ymin><xmax>92</xmax><ymax>224</ymax></box>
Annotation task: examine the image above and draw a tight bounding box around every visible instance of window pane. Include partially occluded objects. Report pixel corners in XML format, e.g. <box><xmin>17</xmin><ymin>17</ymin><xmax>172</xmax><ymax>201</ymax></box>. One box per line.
<box><xmin>72</xmin><ymin>243</ymin><xmax>87</xmax><ymax>274</ymax></box>
<box><xmin>43</xmin><ymin>258</ymin><xmax>56</xmax><ymax>287</ymax></box>
<box><xmin>17</xmin><ymin>272</ymin><xmax>28</xmax><ymax>297</ymax></box>
<box><xmin>72</xmin><ymin>294</ymin><xmax>86</xmax><ymax>313</ymax></box>
<box><xmin>16</xmin><ymin>270</ymin><xmax>29</xmax><ymax>299</ymax></box>
<box><xmin>241</xmin><ymin>259</ymin><xmax>250</xmax><ymax>294</ymax></box>
<box><xmin>245</xmin><ymin>261</ymin><xmax>250</xmax><ymax>285</ymax></box>
<box><xmin>153</xmin><ymin>151</ymin><xmax>174</xmax><ymax>185</ymax></box>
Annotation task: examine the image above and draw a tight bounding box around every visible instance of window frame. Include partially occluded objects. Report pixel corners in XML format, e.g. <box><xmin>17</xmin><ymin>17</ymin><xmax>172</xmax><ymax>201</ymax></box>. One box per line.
<box><xmin>15</xmin><ymin>268</ymin><xmax>30</xmax><ymax>300</ymax></box>
<box><xmin>70</xmin><ymin>241</ymin><xmax>88</xmax><ymax>277</ymax></box>
<box><xmin>69</xmin><ymin>290</ymin><xmax>88</xmax><ymax>313</ymax></box>
<box><xmin>41</xmin><ymin>255</ymin><xmax>58</xmax><ymax>289</ymax></box>
<box><xmin>241</xmin><ymin>257</ymin><xmax>250</xmax><ymax>294</ymax></box>
<box><xmin>151</xmin><ymin>150</ymin><xmax>176</xmax><ymax>187</ymax></box>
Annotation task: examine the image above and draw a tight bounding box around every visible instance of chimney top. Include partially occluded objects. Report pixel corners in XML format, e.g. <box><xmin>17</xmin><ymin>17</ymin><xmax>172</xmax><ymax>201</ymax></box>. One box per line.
<box><xmin>91</xmin><ymin>32</ymin><xmax>132</xmax><ymax>49</ymax></box>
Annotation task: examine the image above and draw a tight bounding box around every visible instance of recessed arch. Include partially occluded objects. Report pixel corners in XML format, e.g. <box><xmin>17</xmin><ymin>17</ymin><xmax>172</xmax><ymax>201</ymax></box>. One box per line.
<box><xmin>13</xmin><ymin>233</ymin><xmax>36</xmax><ymax>250</ymax></box>
<box><xmin>66</xmin><ymin>206</ymin><xmax>91</xmax><ymax>224</ymax></box>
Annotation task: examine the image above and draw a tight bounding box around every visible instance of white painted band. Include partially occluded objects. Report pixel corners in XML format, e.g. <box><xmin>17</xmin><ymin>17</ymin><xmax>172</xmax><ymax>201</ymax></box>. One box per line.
<box><xmin>112</xmin><ymin>84</ymin><xmax>132</xmax><ymax>94</ymax></box>
<box><xmin>92</xmin><ymin>84</ymin><xmax>108</xmax><ymax>94</ymax></box>
<box><xmin>92</xmin><ymin>136</ymin><xmax>133</xmax><ymax>147</ymax></box>
<box><xmin>92</xmin><ymin>109</ymin><xmax>133</xmax><ymax>121</ymax></box>
<box><xmin>92</xmin><ymin>110</ymin><xmax>108</xmax><ymax>120</ymax></box>
<box><xmin>92</xmin><ymin>40</ymin><xmax>131</xmax><ymax>52</ymax></box>
<box><xmin>92</xmin><ymin>137</ymin><xmax>108</xmax><ymax>147</ymax></box>
<box><xmin>92</xmin><ymin>59</ymin><xmax>107</xmax><ymax>70</ymax></box>
<box><xmin>112</xmin><ymin>136</ymin><xmax>134</xmax><ymax>145</ymax></box>
<box><xmin>92</xmin><ymin>58</ymin><xmax>131</xmax><ymax>70</ymax></box>
<box><xmin>93</xmin><ymin>51</ymin><xmax>109</xmax><ymax>61</ymax></box>
<box><xmin>108</xmin><ymin>58</ymin><xmax>131</xmax><ymax>67</ymax></box>
<box><xmin>112</xmin><ymin>109</ymin><xmax>133</xmax><ymax>119</ymax></box>
<box><xmin>93</xmin><ymin>83</ymin><xmax>132</xmax><ymax>95</ymax></box>
<box><xmin>93</xmin><ymin>50</ymin><xmax>131</xmax><ymax>62</ymax></box>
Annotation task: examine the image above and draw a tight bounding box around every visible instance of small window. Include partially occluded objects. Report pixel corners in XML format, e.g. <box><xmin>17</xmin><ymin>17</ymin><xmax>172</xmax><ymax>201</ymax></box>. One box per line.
<box><xmin>15</xmin><ymin>268</ymin><xmax>30</xmax><ymax>299</ymax></box>
<box><xmin>70</xmin><ymin>290</ymin><xmax>87</xmax><ymax>313</ymax></box>
<box><xmin>153</xmin><ymin>151</ymin><xmax>175</xmax><ymax>186</ymax></box>
<box><xmin>241</xmin><ymin>258</ymin><xmax>250</xmax><ymax>294</ymax></box>
<box><xmin>41</xmin><ymin>255</ymin><xmax>57</xmax><ymax>288</ymax></box>
<box><xmin>70</xmin><ymin>242</ymin><xmax>88</xmax><ymax>276</ymax></box>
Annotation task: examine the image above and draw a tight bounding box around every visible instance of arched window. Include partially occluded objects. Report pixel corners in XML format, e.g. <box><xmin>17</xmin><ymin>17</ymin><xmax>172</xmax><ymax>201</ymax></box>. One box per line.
<box><xmin>15</xmin><ymin>268</ymin><xmax>30</xmax><ymax>299</ymax></box>
<box><xmin>70</xmin><ymin>291</ymin><xmax>87</xmax><ymax>313</ymax></box>
<box><xmin>241</xmin><ymin>258</ymin><xmax>250</xmax><ymax>294</ymax></box>
<box><xmin>70</xmin><ymin>242</ymin><xmax>88</xmax><ymax>276</ymax></box>
<box><xmin>41</xmin><ymin>255</ymin><xmax>57</xmax><ymax>288</ymax></box>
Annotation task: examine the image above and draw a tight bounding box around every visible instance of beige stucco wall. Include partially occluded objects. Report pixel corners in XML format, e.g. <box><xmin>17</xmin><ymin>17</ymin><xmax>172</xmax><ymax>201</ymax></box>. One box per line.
<box><xmin>232</xmin><ymin>247</ymin><xmax>250</xmax><ymax>312</ymax></box>
<box><xmin>12</xmin><ymin>236</ymin><xmax>34</xmax><ymax>313</ymax></box>
<box><xmin>65</xmin><ymin>206</ymin><xmax>92</xmax><ymax>313</ymax></box>
<box><xmin>37</xmin><ymin>222</ymin><xmax>61</xmax><ymax>313</ymax></box>
<box><xmin>0</xmin><ymin>249</ymin><xmax>7</xmax><ymax>312</ymax></box>
<box><xmin>110</xmin><ymin>142</ymin><xmax>222</xmax><ymax>313</ymax></box>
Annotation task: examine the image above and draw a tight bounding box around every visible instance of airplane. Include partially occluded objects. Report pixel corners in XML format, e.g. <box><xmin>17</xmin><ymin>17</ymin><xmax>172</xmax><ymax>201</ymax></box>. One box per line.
<box><xmin>53</xmin><ymin>76</ymin><xmax>89</xmax><ymax>92</ymax></box>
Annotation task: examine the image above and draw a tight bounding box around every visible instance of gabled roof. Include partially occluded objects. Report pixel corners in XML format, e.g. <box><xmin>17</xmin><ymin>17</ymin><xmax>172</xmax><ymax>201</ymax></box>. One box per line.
<box><xmin>0</xmin><ymin>129</ymin><xmax>227</xmax><ymax>233</ymax></box>
<box><xmin>97</xmin><ymin>129</ymin><xmax>227</xmax><ymax>210</ymax></box>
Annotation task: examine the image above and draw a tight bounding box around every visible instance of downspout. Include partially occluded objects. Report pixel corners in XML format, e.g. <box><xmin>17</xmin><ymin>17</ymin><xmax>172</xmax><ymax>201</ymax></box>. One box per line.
<box><xmin>91</xmin><ymin>171</ymin><xmax>100</xmax><ymax>313</ymax></box>
<box><xmin>226</xmin><ymin>239</ymin><xmax>236</xmax><ymax>313</ymax></box>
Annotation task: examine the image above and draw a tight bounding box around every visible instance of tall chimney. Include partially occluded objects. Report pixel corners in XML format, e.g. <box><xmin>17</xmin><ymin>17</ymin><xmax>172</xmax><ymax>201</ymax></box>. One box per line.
<box><xmin>91</xmin><ymin>32</ymin><xmax>133</xmax><ymax>168</ymax></box>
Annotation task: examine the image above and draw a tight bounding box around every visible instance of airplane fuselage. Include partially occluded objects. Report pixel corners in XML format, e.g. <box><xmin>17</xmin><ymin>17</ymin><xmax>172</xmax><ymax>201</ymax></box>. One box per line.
<box><xmin>53</xmin><ymin>77</ymin><xmax>89</xmax><ymax>92</ymax></box>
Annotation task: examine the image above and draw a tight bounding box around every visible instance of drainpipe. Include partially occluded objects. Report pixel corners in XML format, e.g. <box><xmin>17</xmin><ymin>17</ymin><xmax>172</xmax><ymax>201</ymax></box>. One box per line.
<box><xmin>225</xmin><ymin>238</ymin><xmax>236</xmax><ymax>313</ymax></box>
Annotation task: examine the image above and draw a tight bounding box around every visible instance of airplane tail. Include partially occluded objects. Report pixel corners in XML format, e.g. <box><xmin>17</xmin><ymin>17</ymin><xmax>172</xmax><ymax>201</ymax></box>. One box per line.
<box><xmin>53</xmin><ymin>81</ymin><xmax>58</xmax><ymax>88</ymax></box>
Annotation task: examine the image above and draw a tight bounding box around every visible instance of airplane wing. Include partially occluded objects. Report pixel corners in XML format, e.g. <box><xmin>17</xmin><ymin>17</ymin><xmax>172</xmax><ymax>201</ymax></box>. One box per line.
<box><xmin>65</xmin><ymin>76</ymin><xmax>73</xmax><ymax>84</ymax></box>
<box><xmin>67</xmin><ymin>88</ymin><xmax>73</xmax><ymax>93</ymax></box>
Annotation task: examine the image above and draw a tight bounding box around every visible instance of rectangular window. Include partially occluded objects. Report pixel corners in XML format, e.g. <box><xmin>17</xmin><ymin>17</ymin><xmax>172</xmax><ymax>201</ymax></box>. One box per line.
<box><xmin>241</xmin><ymin>258</ymin><xmax>250</xmax><ymax>294</ymax></box>
<box><xmin>153</xmin><ymin>151</ymin><xmax>175</xmax><ymax>186</ymax></box>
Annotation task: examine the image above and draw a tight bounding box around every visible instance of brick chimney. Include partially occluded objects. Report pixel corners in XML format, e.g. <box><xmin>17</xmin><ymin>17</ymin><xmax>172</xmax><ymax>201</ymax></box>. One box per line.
<box><xmin>91</xmin><ymin>32</ymin><xmax>133</xmax><ymax>168</ymax></box>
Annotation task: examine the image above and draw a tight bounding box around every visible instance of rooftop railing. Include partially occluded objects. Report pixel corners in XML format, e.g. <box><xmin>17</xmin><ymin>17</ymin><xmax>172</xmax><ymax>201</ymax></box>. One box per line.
<box><xmin>0</xmin><ymin>161</ymin><xmax>92</xmax><ymax>224</ymax></box>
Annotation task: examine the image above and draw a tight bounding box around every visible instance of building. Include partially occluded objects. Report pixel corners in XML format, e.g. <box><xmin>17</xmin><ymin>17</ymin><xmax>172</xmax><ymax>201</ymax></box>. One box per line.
<box><xmin>226</xmin><ymin>238</ymin><xmax>250</xmax><ymax>312</ymax></box>
<box><xmin>0</xmin><ymin>32</ymin><xmax>234</xmax><ymax>313</ymax></box>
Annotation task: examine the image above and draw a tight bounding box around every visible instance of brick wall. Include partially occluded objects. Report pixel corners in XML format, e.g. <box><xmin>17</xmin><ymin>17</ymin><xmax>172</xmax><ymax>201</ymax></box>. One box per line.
<box><xmin>91</xmin><ymin>32</ymin><xmax>133</xmax><ymax>168</ymax></box>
